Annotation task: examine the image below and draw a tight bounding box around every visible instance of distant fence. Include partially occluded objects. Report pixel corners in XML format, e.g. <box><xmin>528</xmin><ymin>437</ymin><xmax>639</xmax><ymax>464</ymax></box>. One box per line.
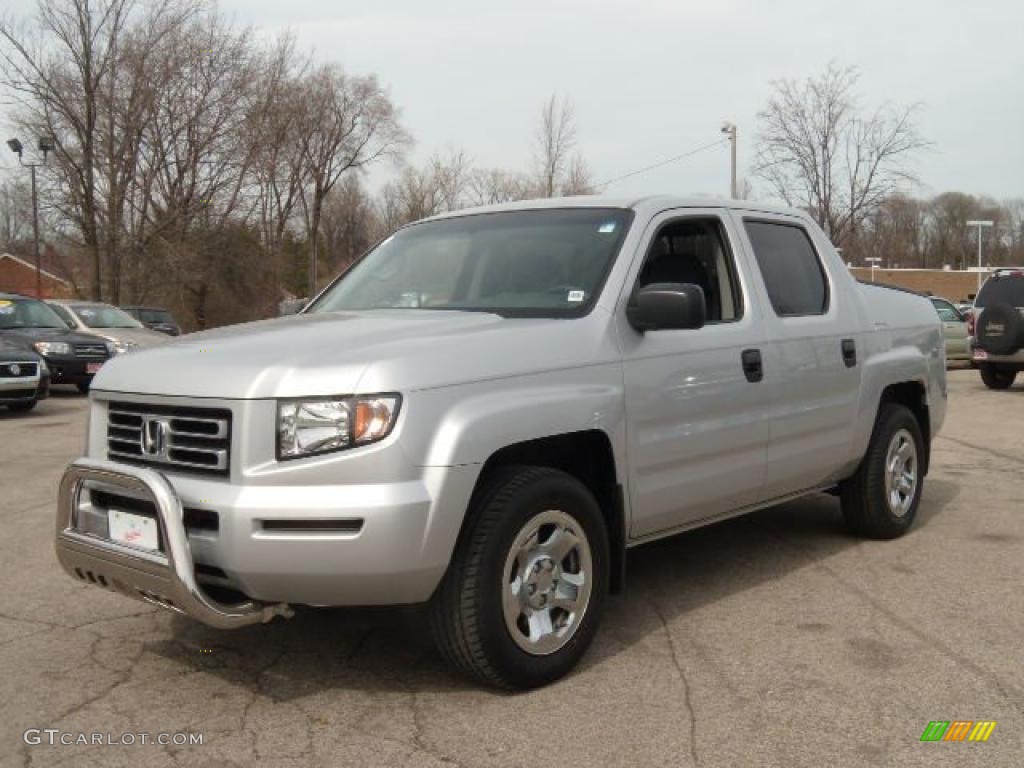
<box><xmin>848</xmin><ymin>267</ymin><xmax>994</xmax><ymax>302</ymax></box>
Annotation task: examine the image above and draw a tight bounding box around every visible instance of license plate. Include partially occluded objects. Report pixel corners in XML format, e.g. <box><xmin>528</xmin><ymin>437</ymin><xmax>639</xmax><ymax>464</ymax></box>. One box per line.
<box><xmin>974</xmin><ymin>348</ymin><xmax>987</xmax><ymax>360</ymax></box>
<box><xmin>108</xmin><ymin>509</ymin><xmax>159</xmax><ymax>551</ymax></box>
<box><xmin>87</xmin><ymin>362</ymin><xmax>103</xmax><ymax>374</ymax></box>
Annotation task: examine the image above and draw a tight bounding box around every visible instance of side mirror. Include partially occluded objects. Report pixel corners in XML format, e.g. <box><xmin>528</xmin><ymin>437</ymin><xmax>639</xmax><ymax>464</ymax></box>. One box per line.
<box><xmin>627</xmin><ymin>283</ymin><xmax>706</xmax><ymax>332</ymax></box>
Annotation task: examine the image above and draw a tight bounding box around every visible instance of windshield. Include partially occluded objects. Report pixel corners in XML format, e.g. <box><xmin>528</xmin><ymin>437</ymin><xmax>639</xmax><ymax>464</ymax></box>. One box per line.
<box><xmin>70</xmin><ymin>304</ymin><xmax>143</xmax><ymax>329</ymax></box>
<box><xmin>0</xmin><ymin>298</ymin><xmax>71</xmax><ymax>330</ymax></box>
<box><xmin>975</xmin><ymin>273</ymin><xmax>1024</xmax><ymax>308</ymax></box>
<box><xmin>308</xmin><ymin>208</ymin><xmax>634</xmax><ymax>318</ymax></box>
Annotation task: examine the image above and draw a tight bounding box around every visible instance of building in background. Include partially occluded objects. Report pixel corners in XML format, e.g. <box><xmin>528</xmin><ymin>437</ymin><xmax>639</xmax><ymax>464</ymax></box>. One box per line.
<box><xmin>848</xmin><ymin>267</ymin><xmax>996</xmax><ymax>303</ymax></box>
<box><xmin>0</xmin><ymin>252</ymin><xmax>72</xmax><ymax>299</ymax></box>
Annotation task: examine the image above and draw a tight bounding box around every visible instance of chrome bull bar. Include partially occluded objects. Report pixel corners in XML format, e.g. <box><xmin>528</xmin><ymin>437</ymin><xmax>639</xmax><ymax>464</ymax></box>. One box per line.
<box><xmin>55</xmin><ymin>458</ymin><xmax>293</xmax><ymax>629</ymax></box>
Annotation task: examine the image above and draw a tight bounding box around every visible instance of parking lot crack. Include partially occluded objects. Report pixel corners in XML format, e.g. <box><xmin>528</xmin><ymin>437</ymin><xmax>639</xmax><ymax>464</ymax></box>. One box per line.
<box><xmin>649</xmin><ymin>597</ymin><xmax>701</xmax><ymax>768</ymax></box>
<box><xmin>937</xmin><ymin>435</ymin><xmax>1024</xmax><ymax>467</ymax></box>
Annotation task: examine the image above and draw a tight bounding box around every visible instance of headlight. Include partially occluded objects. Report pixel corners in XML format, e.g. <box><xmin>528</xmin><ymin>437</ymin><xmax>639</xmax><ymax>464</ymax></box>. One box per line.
<box><xmin>33</xmin><ymin>341</ymin><xmax>72</xmax><ymax>356</ymax></box>
<box><xmin>277</xmin><ymin>394</ymin><xmax>401</xmax><ymax>460</ymax></box>
<box><xmin>109</xmin><ymin>340</ymin><xmax>139</xmax><ymax>356</ymax></box>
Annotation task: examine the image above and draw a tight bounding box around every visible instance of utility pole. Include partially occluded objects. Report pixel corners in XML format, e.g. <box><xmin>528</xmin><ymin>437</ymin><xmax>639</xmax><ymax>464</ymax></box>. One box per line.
<box><xmin>721</xmin><ymin>122</ymin><xmax>737</xmax><ymax>199</ymax></box>
<box><xmin>7</xmin><ymin>137</ymin><xmax>54</xmax><ymax>298</ymax></box>
<box><xmin>966</xmin><ymin>220</ymin><xmax>994</xmax><ymax>292</ymax></box>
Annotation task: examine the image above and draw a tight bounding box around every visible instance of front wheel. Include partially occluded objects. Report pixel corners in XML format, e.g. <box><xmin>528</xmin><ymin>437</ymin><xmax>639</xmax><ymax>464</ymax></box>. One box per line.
<box><xmin>429</xmin><ymin>466</ymin><xmax>609</xmax><ymax>689</ymax></box>
<box><xmin>840</xmin><ymin>404</ymin><xmax>924</xmax><ymax>540</ymax></box>
<box><xmin>979</xmin><ymin>364</ymin><xmax>1017</xmax><ymax>390</ymax></box>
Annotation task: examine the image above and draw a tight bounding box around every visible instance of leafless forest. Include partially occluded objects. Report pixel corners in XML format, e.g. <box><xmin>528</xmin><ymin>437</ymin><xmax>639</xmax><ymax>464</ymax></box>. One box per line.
<box><xmin>1</xmin><ymin>2</ymin><xmax>1021</xmax><ymax>330</ymax></box>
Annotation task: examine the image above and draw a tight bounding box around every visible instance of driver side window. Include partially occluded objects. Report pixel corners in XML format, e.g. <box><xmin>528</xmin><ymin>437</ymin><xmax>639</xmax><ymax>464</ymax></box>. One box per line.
<box><xmin>635</xmin><ymin>217</ymin><xmax>743</xmax><ymax>323</ymax></box>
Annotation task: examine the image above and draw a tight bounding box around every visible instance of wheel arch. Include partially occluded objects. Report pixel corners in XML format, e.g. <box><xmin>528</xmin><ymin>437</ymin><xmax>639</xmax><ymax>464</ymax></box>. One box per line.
<box><xmin>878</xmin><ymin>380</ymin><xmax>931</xmax><ymax>476</ymax></box>
<box><xmin>467</xmin><ymin>430</ymin><xmax>627</xmax><ymax>594</ymax></box>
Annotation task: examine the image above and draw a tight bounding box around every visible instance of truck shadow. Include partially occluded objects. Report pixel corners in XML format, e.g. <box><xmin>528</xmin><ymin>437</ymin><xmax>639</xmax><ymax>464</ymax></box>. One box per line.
<box><xmin>151</xmin><ymin>479</ymin><xmax>958</xmax><ymax>698</ymax></box>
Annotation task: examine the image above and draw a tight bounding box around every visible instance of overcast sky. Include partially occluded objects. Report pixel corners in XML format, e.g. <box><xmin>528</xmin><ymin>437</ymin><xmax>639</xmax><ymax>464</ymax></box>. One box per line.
<box><xmin>4</xmin><ymin>0</ymin><xmax>1023</xmax><ymax>201</ymax></box>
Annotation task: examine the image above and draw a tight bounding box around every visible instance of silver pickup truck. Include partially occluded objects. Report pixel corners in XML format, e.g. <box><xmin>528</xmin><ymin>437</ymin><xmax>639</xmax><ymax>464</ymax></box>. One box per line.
<box><xmin>55</xmin><ymin>196</ymin><xmax>946</xmax><ymax>689</ymax></box>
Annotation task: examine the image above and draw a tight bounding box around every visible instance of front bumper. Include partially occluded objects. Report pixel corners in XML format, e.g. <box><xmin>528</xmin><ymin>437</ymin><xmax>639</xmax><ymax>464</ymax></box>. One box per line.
<box><xmin>56</xmin><ymin>459</ymin><xmax>294</xmax><ymax>628</ymax></box>
<box><xmin>44</xmin><ymin>356</ymin><xmax>105</xmax><ymax>385</ymax></box>
<box><xmin>56</xmin><ymin>454</ymin><xmax>480</xmax><ymax>626</ymax></box>
<box><xmin>0</xmin><ymin>372</ymin><xmax>43</xmax><ymax>402</ymax></box>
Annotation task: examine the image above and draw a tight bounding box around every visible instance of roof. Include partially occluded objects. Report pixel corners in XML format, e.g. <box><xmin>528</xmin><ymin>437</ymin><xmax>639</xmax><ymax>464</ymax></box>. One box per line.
<box><xmin>419</xmin><ymin>194</ymin><xmax>808</xmax><ymax>224</ymax></box>
<box><xmin>0</xmin><ymin>253</ymin><xmax>70</xmax><ymax>285</ymax></box>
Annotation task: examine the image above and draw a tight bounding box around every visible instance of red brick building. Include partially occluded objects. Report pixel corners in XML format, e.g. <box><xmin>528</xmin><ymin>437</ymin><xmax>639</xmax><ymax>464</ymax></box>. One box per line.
<box><xmin>0</xmin><ymin>252</ymin><xmax>71</xmax><ymax>298</ymax></box>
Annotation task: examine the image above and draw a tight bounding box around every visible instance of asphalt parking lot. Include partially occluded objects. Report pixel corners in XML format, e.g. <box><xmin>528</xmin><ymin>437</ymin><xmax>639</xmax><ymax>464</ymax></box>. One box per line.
<box><xmin>1</xmin><ymin>371</ymin><xmax>1022</xmax><ymax>768</ymax></box>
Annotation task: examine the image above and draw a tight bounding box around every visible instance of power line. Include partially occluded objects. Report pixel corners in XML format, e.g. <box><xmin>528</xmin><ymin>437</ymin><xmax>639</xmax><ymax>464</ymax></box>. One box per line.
<box><xmin>595</xmin><ymin>138</ymin><xmax>729</xmax><ymax>190</ymax></box>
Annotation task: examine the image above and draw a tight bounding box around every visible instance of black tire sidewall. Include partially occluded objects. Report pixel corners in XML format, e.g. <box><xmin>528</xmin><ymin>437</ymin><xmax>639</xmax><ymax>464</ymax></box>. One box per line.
<box><xmin>979</xmin><ymin>364</ymin><xmax>1016</xmax><ymax>390</ymax></box>
<box><xmin>470</xmin><ymin>470</ymin><xmax>609</xmax><ymax>688</ymax></box>
<box><xmin>863</xmin><ymin>406</ymin><xmax>925</xmax><ymax>536</ymax></box>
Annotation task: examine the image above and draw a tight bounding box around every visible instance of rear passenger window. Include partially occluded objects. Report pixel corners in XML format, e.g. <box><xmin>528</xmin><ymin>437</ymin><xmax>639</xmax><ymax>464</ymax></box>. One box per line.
<box><xmin>744</xmin><ymin>220</ymin><xmax>828</xmax><ymax>316</ymax></box>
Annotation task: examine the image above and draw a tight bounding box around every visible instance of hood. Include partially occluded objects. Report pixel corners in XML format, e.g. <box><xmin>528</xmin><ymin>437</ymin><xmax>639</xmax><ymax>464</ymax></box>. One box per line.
<box><xmin>86</xmin><ymin>327</ymin><xmax>171</xmax><ymax>348</ymax></box>
<box><xmin>0</xmin><ymin>337</ymin><xmax>42</xmax><ymax>362</ymax></box>
<box><xmin>92</xmin><ymin>309</ymin><xmax>616</xmax><ymax>399</ymax></box>
<box><xmin>0</xmin><ymin>327</ymin><xmax>109</xmax><ymax>347</ymax></box>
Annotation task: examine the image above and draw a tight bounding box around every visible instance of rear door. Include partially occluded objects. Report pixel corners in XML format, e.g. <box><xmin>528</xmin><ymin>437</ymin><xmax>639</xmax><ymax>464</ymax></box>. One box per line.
<box><xmin>731</xmin><ymin>212</ymin><xmax>864</xmax><ymax>499</ymax></box>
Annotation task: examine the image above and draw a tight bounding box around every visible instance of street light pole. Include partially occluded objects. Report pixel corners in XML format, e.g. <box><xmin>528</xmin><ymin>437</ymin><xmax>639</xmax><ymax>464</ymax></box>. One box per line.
<box><xmin>966</xmin><ymin>219</ymin><xmax>995</xmax><ymax>292</ymax></box>
<box><xmin>721</xmin><ymin>122</ymin><xmax>737</xmax><ymax>199</ymax></box>
<box><xmin>7</xmin><ymin>137</ymin><xmax>54</xmax><ymax>298</ymax></box>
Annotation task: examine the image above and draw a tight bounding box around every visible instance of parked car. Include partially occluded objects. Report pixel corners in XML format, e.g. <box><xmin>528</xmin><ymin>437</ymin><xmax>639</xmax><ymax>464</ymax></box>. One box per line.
<box><xmin>120</xmin><ymin>306</ymin><xmax>182</xmax><ymax>336</ymax></box>
<box><xmin>47</xmin><ymin>300</ymin><xmax>170</xmax><ymax>353</ymax></box>
<box><xmin>0</xmin><ymin>339</ymin><xmax>49</xmax><ymax>412</ymax></box>
<box><xmin>972</xmin><ymin>268</ymin><xmax>1024</xmax><ymax>389</ymax></box>
<box><xmin>929</xmin><ymin>296</ymin><xmax>971</xmax><ymax>362</ymax></box>
<box><xmin>54</xmin><ymin>197</ymin><xmax>945</xmax><ymax>689</ymax></box>
<box><xmin>0</xmin><ymin>292</ymin><xmax>112</xmax><ymax>393</ymax></box>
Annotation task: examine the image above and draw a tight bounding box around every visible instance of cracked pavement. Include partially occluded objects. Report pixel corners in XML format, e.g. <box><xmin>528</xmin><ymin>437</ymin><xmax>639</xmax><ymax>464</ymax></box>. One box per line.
<box><xmin>1</xmin><ymin>370</ymin><xmax>1022</xmax><ymax>767</ymax></box>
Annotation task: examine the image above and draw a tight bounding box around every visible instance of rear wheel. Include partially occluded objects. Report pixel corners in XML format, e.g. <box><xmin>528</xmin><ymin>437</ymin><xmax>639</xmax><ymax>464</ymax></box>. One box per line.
<box><xmin>429</xmin><ymin>466</ymin><xmax>609</xmax><ymax>689</ymax></box>
<box><xmin>6</xmin><ymin>400</ymin><xmax>37</xmax><ymax>413</ymax></box>
<box><xmin>979</xmin><ymin>364</ymin><xmax>1017</xmax><ymax>390</ymax></box>
<box><xmin>76</xmin><ymin>382</ymin><xmax>90</xmax><ymax>394</ymax></box>
<box><xmin>840</xmin><ymin>404</ymin><xmax>924</xmax><ymax>540</ymax></box>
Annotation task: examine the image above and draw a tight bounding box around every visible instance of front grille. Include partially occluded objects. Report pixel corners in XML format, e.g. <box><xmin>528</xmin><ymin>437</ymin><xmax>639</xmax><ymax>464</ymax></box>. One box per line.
<box><xmin>0</xmin><ymin>361</ymin><xmax>38</xmax><ymax>378</ymax></box>
<box><xmin>107</xmin><ymin>401</ymin><xmax>231</xmax><ymax>476</ymax></box>
<box><xmin>74</xmin><ymin>343</ymin><xmax>109</xmax><ymax>359</ymax></box>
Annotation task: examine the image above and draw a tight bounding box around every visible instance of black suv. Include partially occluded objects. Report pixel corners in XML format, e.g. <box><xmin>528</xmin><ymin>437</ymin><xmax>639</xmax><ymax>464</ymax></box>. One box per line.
<box><xmin>121</xmin><ymin>305</ymin><xmax>181</xmax><ymax>336</ymax></box>
<box><xmin>972</xmin><ymin>269</ymin><xmax>1024</xmax><ymax>389</ymax></box>
<box><xmin>0</xmin><ymin>293</ymin><xmax>112</xmax><ymax>393</ymax></box>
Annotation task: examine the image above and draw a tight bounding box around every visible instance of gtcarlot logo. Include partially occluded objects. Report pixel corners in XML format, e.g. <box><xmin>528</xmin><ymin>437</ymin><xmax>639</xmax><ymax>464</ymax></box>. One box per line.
<box><xmin>920</xmin><ymin>720</ymin><xmax>996</xmax><ymax>742</ymax></box>
<box><xmin>24</xmin><ymin>729</ymin><xmax>203</xmax><ymax>747</ymax></box>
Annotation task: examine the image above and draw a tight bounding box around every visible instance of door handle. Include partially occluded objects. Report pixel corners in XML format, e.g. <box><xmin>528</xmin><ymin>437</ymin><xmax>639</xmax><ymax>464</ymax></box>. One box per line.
<box><xmin>841</xmin><ymin>338</ymin><xmax>857</xmax><ymax>368</ymax></box>
<box><xmin>741</xmin><ymin>349</ymin><xmax>763</xmax><ymax>383</ymax></box>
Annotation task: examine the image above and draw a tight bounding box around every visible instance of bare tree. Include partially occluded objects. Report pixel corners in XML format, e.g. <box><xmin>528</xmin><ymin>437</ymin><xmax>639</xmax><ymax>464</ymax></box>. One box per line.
<box><xmin>753</xmin><ymin>63</ymin><xmax>928</xmax><ymax>246</ymax></box>
<box><xmin>534</xmin><ymin>93</ymin><xmax>577</xmax><ymax>198</ymax></box>
<box><xmin>299</xmin><ymin>64</ymin><xmax>409</xmax><ymax>296</ymax></box>
<box><xmin>467</xmin><ymin>168</ymin><xmax>533</xmax><ymax>206</ymax></box>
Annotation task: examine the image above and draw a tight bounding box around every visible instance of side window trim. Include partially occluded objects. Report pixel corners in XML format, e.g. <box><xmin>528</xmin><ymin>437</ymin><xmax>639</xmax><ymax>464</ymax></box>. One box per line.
<box><xmin>742</xmin><ymin>216</ymin><xmax>831</xmax><ymax>318</ymax></box>
<box><xmin>632</xmin><ymin>214</ymin><xmax>746</xmax><ymax>325</ymax></box>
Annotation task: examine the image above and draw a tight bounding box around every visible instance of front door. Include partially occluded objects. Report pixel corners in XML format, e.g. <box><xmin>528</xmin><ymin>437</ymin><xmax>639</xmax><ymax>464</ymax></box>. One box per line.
<box><xmin>618</xmin><ymin>210</ymin><xmax>773</xmax><ymax>539</ymax></box>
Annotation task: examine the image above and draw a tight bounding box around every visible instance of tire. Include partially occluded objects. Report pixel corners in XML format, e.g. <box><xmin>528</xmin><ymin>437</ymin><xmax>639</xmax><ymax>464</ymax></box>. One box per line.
<box><xmin>840</xmin><ymin>404</ymin><xmax>925</xmax><ymax>540</ymax></box>
<box><xmin>6</xmin><ymin>400</ymin><xmax>37</xmax><ymax>413</ymax></box>
<box><xmin>428</xmin><ymin>465</ymin><xmax>609</xmax><ymax>690</ymax></box>
<box><xmin>976</xmin><ymin>303</ymin><xmax>1024</xmax><ymax>355</ymax></box>
<box><xmin>979</xmin><ymin>364</ymin><xmax>1017</xmax><ymax>390</ymax></box>
<box><xmin>76</xmin><ymin>382</ymin><xmax>90</xmax><ymax>394</ymax></box>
